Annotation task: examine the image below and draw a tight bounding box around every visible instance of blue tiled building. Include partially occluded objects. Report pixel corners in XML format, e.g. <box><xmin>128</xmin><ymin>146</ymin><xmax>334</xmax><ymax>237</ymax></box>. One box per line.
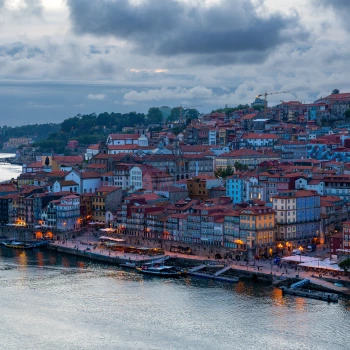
<box><xmin>226</xmin><ymin>175</ymin><xmax>244</xmax><ymax>203</ymax></box>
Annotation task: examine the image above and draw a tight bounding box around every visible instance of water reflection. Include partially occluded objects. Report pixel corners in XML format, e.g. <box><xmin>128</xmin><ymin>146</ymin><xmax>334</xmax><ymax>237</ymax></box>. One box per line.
<box><xmin>0</xmin><ymin>246</ymin><xmax>348</xmax><ymax>350</ymax></box>
<box><xmin>61</xmin><ymin>257</ymin><xmax>70</xmax><ymax>268</ymax></box>
<box><xmin>17</xmin><ymin>251</ymin><xmax>28</xmax><ymax>268</ymax></box>
<box><xmin>36</xmin><ymin>252</ymin><xmax>44</xmax><ymax>267</ymax></box>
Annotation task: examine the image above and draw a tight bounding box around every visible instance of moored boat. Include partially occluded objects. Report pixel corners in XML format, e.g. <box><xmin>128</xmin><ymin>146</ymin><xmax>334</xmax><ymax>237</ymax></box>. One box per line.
<box><xmin>120</xmin><ymin>261</ymin><xmax>137</xmax><ymax>268</ymax></box>
<box><xmin>1</xmin><ymin>240</ymin><xmax>50</xmax><ymax>250</ymax></box>
<box><xmin>2</xmin><ymin>241</ymin><xmax>36</xmax><ymax>249</ymax></box>
<box><xmin>136</xmin><ymin>265</ymin><xmax>182</xmax><ymax>277</ymax></box>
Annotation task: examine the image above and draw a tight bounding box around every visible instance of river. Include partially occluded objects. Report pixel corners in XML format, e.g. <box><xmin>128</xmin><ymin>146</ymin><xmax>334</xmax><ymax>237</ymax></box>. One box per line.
<box><xmin>0</xmin><ymin>247</ymin><xmax>349</xmax><ymax>350</ymax></box>
<box><xmin>0</xmin><ymin>152</ymin><xmax>22</xmax><ymax>183</ymax></box>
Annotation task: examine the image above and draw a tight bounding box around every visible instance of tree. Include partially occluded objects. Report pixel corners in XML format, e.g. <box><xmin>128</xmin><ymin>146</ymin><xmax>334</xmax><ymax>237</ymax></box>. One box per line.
<box><xmin>214</xmin><ymin>165</ymin><xmax>234</xmax><ymax>178</ymax></box>
<box><xmin>185</xmin><ymin>108</ymin><xmax>200</xmax><ymax>120</ymax></box>
<box><xmin>338</xmin><ymin>258</ymin><xmax>350</xmax><ymax>272</ymax></box>
<box><xmin>147</xmin><ymin>107</ymin><xmax>163</xmax><ymax>124</ymax></box>
<box><xmin>345</xmin><ymin>109</ymin><xmax>350</xmax><ymax>119</ymax></box>
<box><xmin>234</xmin><ymin>161</ymin><xmax>248</xmax><ymax>171</ymax></box>
<box><xmin>169</xmin><ymin>107</ymin><xmax>182</xmax><ymax>122</ymax></box>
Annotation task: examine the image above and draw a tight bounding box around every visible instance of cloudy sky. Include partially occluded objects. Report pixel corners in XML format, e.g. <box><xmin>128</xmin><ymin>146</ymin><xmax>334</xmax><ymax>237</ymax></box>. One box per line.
<box><xmin>0</xmin><ymin>0</ymin><xmax>349</xmax><ymax>126</ymax></box>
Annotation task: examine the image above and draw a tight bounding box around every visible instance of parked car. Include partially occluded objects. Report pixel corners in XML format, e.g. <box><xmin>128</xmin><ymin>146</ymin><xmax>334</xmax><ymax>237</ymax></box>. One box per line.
<box><xmin>291</xmin><ymin>249</ymin><xmax>301</xmax><ymax>256</ymax></box>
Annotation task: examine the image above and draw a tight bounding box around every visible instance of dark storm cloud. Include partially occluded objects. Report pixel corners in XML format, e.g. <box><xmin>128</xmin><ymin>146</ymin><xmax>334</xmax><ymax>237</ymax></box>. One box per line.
<box><xmin>67</xmin><ymin>0</ymin><xmax>307</xmax><ymax>63</ymax></box>
<box><xmin>189</xmin><ymin>51</ymin><xmax>270</xmax><ymax>66</ymax></box>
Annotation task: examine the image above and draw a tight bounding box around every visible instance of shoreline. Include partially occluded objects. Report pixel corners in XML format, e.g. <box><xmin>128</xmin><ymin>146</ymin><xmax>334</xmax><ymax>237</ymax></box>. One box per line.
<box><xmin>46</xmin><ymin>240</ymin><xmax>350</xmax><ymax>297</ymax></box>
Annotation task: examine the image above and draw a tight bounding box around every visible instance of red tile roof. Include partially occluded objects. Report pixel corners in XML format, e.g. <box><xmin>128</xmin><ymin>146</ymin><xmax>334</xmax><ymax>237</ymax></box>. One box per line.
<box><xmin>108</xmin><ymin>133</ymin><xmax>139</xmax><ymax>140</ymax></box>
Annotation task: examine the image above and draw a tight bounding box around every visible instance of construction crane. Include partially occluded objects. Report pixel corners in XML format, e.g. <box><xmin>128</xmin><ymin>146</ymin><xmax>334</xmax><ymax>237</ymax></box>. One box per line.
<box><xmin>256</xmin><ymin>91</ymin><xmax>290</xmax><ymax>119</ymax></box>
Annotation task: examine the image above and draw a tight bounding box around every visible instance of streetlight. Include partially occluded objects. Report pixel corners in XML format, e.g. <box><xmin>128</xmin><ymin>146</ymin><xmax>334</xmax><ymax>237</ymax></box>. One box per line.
<box><xmin>298</xmin><ymin>246</ymin><xmax>303</xmax><ymax>263</ymax></box>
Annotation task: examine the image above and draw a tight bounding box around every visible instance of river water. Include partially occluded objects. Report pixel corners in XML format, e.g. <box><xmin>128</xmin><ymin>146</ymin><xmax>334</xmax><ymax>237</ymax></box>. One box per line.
<box><xmin>0</xmin><ymin>247</ymin><xmax>349</xmax><ymax>350</ymax></box>
<box><xmin>0</xmin><ymin>154</ymin><xmax>349</xmax><ymax>350</ymax></box>
<box><xmin>0</xmin><ymin>152</ymin><xmax>22</xmax><ymax>182</ymax></box>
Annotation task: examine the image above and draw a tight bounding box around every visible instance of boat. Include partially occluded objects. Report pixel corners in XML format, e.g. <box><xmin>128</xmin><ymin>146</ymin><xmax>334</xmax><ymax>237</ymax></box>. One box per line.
<box><xmin>1</xmin><ymin>240</ymin><xmax>50</xmax><ymax>250</ymax></box>
<box><xmin>120</xmin><ymin>261</ymin><xmax>137</xmax><ymax>268</ymax></box>
<box><xmin>136</xmin><ymin>265</ymin><xmax>182</xmax><ymax>277</ymax></box>
<box><xmin>2</xmin><ymin>241</ymin><xmax>36</xmax><ymax>250</ymax></box>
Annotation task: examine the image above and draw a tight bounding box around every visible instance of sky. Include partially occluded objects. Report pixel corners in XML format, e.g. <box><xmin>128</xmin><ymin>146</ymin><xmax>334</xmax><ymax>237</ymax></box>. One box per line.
<box><xmin>0</xmin><ymin>0</ymin><xmax>349</xmax><ymax>126</ymax></box>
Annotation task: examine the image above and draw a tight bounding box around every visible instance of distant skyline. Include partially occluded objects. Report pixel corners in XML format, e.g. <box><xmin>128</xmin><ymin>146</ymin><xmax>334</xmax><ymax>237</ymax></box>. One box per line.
<box><xmin>1</xmin><ymin>0</ymin><xmax>349</xmax><ymax>126</ymax></box>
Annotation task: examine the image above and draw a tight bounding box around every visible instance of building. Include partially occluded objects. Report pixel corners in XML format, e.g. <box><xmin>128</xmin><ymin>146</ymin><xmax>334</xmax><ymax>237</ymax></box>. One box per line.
<box><xmin>187</xmin><ymin>176</ymin><xmax>223</xmax><ymax>201</ymax></box>
<box><xmin>239</xmin><ymin>204</ymin><xmax>275</xmax><ymax>257</ymax></box>
<box><xmin>330</xmin><ymin>232</ymin><xmax>343</xmax><ymax>257</ymax></box>
<box><xmin>143</xmin><ymin>170</ymin><xmax>173</xmax><ymax>191</ymax></box>
<box><xmin>223</xmin><ymin>210</ymin><xmax>242</xmax><ymax>251</ymax></box>
<box><xmin>106</xmin><ymin>133</ymin><xmax>141</xmax><ymax>146</ymax></box>
<box><xmin>215</xmin><ymin>149</ymin><xmax>280</xmax><ymax>170</ymax></box>
<box><xmin>56</xmin><ymin>195</ymin><xmax>81</xmax><ymax>232</ymax></box>
<box><xmin>343</xmin><ymin>221</ymin><xmax>350</xmax><ymax>251</ymax></box>
<box><xmin>272</xmin><ymin>190</ymin><xmax>321</xmax><ymax>252</ymax></box>
<box><xmin>92</xmin><ymin>186</ymin><xmax>122</xmax><ymax>225</ymax></box>
<box><xmin>240</xmin><ymin>133</ymin><xmax>280</xmax><ymax>149</ymax></box>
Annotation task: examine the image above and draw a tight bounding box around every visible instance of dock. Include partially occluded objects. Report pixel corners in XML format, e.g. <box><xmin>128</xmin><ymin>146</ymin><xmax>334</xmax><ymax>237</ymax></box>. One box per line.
<box><xmin>280</xmin><ymin>286</ymin><xmax>339</xmax><ymax>302</ymax></box>
<box><xmin>188</xmin><ymin>271</ymin><xmax>239</xmax><ymax>283</ymax></box>
<box><xmin>214</xmin><ymin>266</ymin><xmax>231</xmax><ymax>276</ymax></box>
<box><xmin>280</xmin><ymin>278</ymin><xmax>339</xmax><ymax>302</ymax></box>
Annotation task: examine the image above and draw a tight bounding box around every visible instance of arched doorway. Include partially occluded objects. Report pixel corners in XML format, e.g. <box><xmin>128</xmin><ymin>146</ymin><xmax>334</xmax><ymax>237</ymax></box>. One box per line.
<box><xmin>214</xmin><ymin>253</ymin><xmax>222</xmax><ymax>260</ymax></box>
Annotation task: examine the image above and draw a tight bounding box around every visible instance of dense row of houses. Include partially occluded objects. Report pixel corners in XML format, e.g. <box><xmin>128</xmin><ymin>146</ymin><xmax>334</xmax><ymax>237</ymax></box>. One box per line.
<box><xmin>3</xmin><ymin>91</ymin><xmax>350</xmax><ymax>256</ymax></box>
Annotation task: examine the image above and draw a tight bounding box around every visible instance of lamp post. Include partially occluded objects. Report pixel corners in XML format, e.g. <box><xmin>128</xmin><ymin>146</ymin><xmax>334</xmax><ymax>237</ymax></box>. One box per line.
<box><xmin>298</xmin><ymin>246</ymin><xmax>303</xmax><ymax>264</ymax></box>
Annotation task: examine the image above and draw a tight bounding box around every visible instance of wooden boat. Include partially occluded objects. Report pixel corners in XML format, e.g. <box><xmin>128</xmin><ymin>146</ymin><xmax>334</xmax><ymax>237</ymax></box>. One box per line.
<box><xmin>1</xmin><ymin>240</ymin><xmax>49</xmax><ymax>250</ymax></box>
<box><xmin>136</xmin><ymin>265</ymin><xmax>182</xmax><ymax>277</ymax></box>
<box><xmin>2</xmin><ymin>241</ymin><xmax>36</xmax><ymax>250</ymax></box>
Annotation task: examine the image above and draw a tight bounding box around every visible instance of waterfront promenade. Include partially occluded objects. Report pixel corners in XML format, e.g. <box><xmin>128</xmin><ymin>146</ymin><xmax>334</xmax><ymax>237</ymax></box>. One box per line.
<box><xmin>49</xmin><ymin>231</ymin><xmax>350</xmax><ymax>296</ymax></box>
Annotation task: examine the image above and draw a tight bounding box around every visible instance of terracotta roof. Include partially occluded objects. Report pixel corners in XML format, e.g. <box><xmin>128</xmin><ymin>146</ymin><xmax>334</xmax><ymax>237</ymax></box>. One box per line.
<box><xmin>108</xmin><ymin>133</ymin><xmax>139</xmax><ymax>140</ymax></box>
<box><xmin>26</xmin><ymin>161</ymin><xmax>42</xmax><ymax>168</ymax></box>
<box><xmin>108</xmin><ymin>144</ymin><xmax>140</xmax><ymax>150</ymax></box>
<box><xmin>60</xmin><ymin>180</ymin><xmax>79</xmax><ymax>186</ymax></box>
<box><xmin>87</xmin><ymin>144</ymin><xmax>99</xmax><ymax>150</ymax></box>
<box><xmin>242</xmin><ymin>133</ymin><xmax>280</xmax><ymax>140</ymax></box>
<box><xmin>81</xmin><ymin>171</ymin><xmax>101</xmax><ymax>179</ymax></box>
<box><xmin>241</xmin><ymin>113</ymin><xmax>258</xmax><ymax>120</ymax></box>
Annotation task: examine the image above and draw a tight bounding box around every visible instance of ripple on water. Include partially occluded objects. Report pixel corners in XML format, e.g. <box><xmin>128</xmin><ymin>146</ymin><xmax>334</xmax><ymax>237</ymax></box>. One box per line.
<box><xmin>0</xmin><ymin>247</ymin><xmax>349</xmax><ymax>350</ymax></box>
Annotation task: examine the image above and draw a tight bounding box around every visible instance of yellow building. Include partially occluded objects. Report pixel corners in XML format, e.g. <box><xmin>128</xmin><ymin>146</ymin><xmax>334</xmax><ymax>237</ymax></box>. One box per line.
<box><xmin>92</xmin><ymin>186</ymin><xmax>122</xmax><ymax>224</ymax></box>
<box><xmin>239</xmin><ymin>204</ymin><xmax>275</xmax><ymax>257</ymax></box>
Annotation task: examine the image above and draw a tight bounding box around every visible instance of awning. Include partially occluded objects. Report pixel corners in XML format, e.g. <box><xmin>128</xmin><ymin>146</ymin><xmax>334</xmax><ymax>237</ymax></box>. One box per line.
<box><xmin>299</xmin><ymin>258</ymin><xmax>343</xmax><ymax>271</ymax></box>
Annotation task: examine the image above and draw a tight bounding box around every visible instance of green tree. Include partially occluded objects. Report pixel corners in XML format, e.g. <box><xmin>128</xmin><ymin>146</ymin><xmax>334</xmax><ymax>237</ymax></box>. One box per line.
<box><xmin>185</xmin><ymin>108</ymin><xmax>200</xmax><ymax>120</ymax></box>
<box><xmin>147</xmin><ymin>107</ymin><xmax>163</xmax><ymax>124</ymax></box>
<box><xmin>345</xmin><ymin>109</ymin><xmax>350</xmax><ymax>119</ymax></box>
<box><xmin>169</xmin><ymin>107</ymin><xmax>182</xmax><ymax>122</ymax></box>
<box><xmin>214</xmin><ymin>168</ymin><xmax>224</xmax><ymax>178</ymax></box>
<box><xmin>234</xmin><ymin>161</ymin><xmax>249</xmax><ymax>171</ymax></box>
<box><xmin>338</xmin><ymin>258</ymin><xmax>350</xmax><ymax>272</ymax></box>
<box><xmin>214</xmin><ymin>165</ymin><xmax>234</xmax><ymax>178</ymax></box>
<box><xmin>224</xmin><ymin>165</ymin><xmax>234</xmax><ymax>177</ymax></box>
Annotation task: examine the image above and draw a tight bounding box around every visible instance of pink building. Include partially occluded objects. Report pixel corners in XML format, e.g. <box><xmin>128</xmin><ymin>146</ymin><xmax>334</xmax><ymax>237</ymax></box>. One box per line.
<box><xmin>142</xmin><ymin>170</ymin><xmax>173</xmax><ymax>191</ymax></box>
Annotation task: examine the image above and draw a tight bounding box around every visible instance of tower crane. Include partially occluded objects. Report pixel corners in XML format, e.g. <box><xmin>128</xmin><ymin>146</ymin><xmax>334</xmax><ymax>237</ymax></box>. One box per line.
<box><xmin>256</xmin><ymin>91</ymin><xmax>290</xmax><ymax>119</ymax></box>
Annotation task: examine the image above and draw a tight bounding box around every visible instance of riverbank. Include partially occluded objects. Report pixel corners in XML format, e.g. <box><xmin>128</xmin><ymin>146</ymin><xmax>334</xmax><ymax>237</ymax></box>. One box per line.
<box><xmin>46</xmin><ymin>234</ymin><xmax>350</xmax><ymax>297</ymax></box>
